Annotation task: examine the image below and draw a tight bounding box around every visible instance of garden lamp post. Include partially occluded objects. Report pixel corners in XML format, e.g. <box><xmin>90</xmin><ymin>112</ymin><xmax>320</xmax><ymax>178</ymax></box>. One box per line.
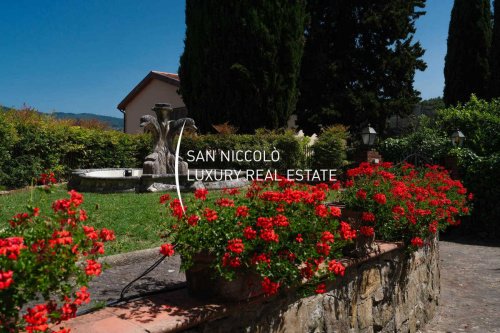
<box><xmin>355</xmin><ymin>124</ymin><xmax>382</xmax><ymax>165</ymax></box>
<box><xmin>451</xmin><ymin>129</ymin><xmax>466</xmax><ymax>147</ymax></box>
<box><xmin>445</xmin><ymin>129</ymin><xmax>466</xmax><ymax>180</ymax></box>
<box><xmin>361</xmin><ymin>124</ymin><xmax>378</xmax><ymax>147</ymax></box>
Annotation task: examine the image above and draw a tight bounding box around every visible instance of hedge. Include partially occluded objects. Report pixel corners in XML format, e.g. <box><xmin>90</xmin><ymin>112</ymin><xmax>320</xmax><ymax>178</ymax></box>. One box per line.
<box><xmin>0</xmin><ymin>110</ymin><xmax>151</xmax><ymax>189</ymax></box>
<box><xmin>179</xmin><ymin>130</ymin><xmax>308</xmax><ymax>171</ymax></box>
<box><xmin>0</xmin><ymin>111</ymin><xmax>323</xmax><ymax>189</ymax></box>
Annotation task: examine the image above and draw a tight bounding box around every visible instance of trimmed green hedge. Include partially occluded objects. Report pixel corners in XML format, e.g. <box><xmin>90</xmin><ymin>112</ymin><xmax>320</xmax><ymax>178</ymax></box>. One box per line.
<box><xmin>179</xmin><ymin>130</ymin><xmax>308</xmax><ymax>171</ymax></box>
<box><xmin>0</xmin><ymin>110</ymin><xmax>151</xmax><ymax>189</ymax></box>
<box><xmin>0</xmin><ymin>111</ymin><xmax>317</xmax><ymax>188</ymax></box>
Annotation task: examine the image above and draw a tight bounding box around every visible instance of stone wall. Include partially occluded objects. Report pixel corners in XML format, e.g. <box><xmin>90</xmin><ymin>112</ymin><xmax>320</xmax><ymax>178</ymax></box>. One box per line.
<box><xmin>188</xmin><ymin>239</ymin><xmax>439</xmax><ymax>333</ymax></box>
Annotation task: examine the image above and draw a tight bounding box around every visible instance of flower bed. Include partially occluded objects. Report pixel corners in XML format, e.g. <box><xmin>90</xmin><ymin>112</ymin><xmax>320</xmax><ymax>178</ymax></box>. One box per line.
<box><xmin>0</xmin><ymin>189</ymin><xmax>114</xmax><ymax>333</ymax></box>
<box><xmin>341</xmin><ymin>162</ymin><xmax>472</xmax><ymax>247</ymax></box>
<box><xmin>159</xmin><ymin>162</ymin><xmax>471</xmax><ymax>299</ymax></box>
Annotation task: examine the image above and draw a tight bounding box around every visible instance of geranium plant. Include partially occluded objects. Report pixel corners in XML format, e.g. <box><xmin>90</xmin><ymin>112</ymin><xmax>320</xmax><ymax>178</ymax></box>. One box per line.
<box><xmin>0</xmin><ymin>189</ymin><xmax>115</xmax><ymax>333</ymax></box>
<box><xmin>160</xmin><ymin>180</ymin><xmax>355</xmax><ymax>296</ymax></box>
<box><xmin>341</xmin><ymin>162</ymin><xmax>472</xmax><ymax>248</ymax></box>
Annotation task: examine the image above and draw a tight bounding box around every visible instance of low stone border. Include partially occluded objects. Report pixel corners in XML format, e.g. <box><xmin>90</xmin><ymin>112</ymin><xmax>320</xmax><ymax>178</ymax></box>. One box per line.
<box><xmin>63</xmin><ymin>240</ymin><xmax>439</xmax><ymax>333</ymax></box>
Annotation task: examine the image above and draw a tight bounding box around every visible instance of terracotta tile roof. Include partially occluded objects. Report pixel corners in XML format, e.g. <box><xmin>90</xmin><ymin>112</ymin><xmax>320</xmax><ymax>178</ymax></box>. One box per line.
<box><xmin>117</xmin><ymin>71</ymin><xmax>180</xmax><ymax>112</ymax></box>
<box><xmin>152</xmin><ymin>71</ymin><xmax>180</xmax><ymax>81</ymax></box>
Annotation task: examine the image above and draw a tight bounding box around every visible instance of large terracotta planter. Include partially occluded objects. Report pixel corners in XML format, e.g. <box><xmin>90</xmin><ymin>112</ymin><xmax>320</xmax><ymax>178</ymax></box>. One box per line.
<box><xmin>327</xmin><ymin>203</ymin><xmax>379</xmax><ymax>258</ymax></box>
<box><xmin>185</xmin><ymin>252</ymin><xmax>263</xmax><ymax>301</ymax></box>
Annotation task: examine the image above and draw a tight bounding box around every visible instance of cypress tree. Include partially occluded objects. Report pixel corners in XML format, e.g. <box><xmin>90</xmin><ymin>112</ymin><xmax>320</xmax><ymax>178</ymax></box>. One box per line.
<box><xmin>491</xmin><ymin>0</ymin><xmax>500</xmax><ymax>98</ymax></box>
<box><xmin>444</xmin><ymin>0</ymin><xmax>492</xmax><ymax>106</ymax></box>
<box><xmin>179</xmin><ymin>1</ymin><xmax>307</xmax><ymax>133</ymax></box>
<box><xmin>297</xmin><ymin>0</ymin><xmax>426</xmax><ymax>134</ymax></box>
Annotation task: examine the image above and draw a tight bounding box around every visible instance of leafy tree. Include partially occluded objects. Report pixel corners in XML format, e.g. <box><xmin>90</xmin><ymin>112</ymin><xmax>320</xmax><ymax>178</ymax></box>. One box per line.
<box><xmin>179</xmin><ymin>1</ymin><xmax>307</xmax><ymax>133</ymax></box>
<box><xmin>297</xmin><ymin>0</ymin><xmax>427</xmax><ymax>135</ymax></box>
<box><xmin>444</xmin><ymin>0</ymin><xmax>492</xmax><ymax>106</ymax></box>
<box><xmin>491</xmin><ymin>0</ymin><xmax>500</xmax><ymax>98</ymax></box>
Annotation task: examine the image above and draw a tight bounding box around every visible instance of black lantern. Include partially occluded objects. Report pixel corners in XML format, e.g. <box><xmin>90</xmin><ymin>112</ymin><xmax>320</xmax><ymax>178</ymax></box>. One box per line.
<box><xmin>451</xmin><ymin>129</ymin><xmax>465</xmax><ymax>147</ymax></box>
<box><xmin>361</xmin><ymin>124</ymin><xmax>377</xmax><ymax>146</ymax></box>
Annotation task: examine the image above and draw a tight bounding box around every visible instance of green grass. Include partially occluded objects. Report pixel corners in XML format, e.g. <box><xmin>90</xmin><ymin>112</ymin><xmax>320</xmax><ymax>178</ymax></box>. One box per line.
<box><xmin>0</xmin><ymin>186</ymin><xmax>189</xmax><ymax>256</ymax></box>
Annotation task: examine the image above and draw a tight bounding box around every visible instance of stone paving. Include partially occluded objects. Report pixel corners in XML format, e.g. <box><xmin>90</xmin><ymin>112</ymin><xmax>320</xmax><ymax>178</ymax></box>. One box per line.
<box><xmin>421</xmin><ymin>239</ymin><xmax>500</xmax><ymax>333</ymax></box>
<box><xmin>82</xmin><ymin>239</ymin><xmax>500</xmax><ymax>332</ymax></box>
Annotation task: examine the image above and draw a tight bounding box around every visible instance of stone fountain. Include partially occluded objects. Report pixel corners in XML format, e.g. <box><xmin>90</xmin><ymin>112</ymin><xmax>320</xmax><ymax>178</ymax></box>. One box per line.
<box><xmin>68</xmin><ymin>103</ymin><xmax>248</xmax><ymax>193</ymax></box>
<box><xmin>140</xmin><ymin>103</ymin><xmax>196</xmax><ymax>175</ymax></box>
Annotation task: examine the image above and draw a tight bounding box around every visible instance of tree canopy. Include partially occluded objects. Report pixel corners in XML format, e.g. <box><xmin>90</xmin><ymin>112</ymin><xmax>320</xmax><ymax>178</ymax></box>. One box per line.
<box><xmin>297</xmin><ymin>0</ymin><xmax>427</xmax><ymax>135</ymax></box>
<box><xmin>179</xmin><ymin>0</ymin><xmax>307</xmax><ymax>133</ymax></box>
<box><xmin>444</xmin><ymin>0</ymin><xmax>492</xmax><ymax>106</ymax></box>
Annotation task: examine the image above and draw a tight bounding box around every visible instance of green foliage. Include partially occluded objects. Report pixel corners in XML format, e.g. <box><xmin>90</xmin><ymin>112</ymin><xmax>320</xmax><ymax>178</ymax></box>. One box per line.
<box><xmin>444</xmin><ymin>0</ymin><xmax>492</xmax><ymax>106</ymax></box>
<box><xmin>435</xmin><ymin>96</ymin><xmax>500</xmax><ymax>155</ymax></box>
<box><xmin>490</xmin><ymin>0</ymin><xmax>500</xmax><ymax>98</ymax></box>
<box><xmin>179</xmin><ymin>0</ymin><xmax>307</xmax><ymax>133</ymax></box>
<box><xmin>0</xmin><ymin>110</ymin><xmax>151</xmax><ymax>189</ymax></box>
<box><xmin>180</xmin><ymin>131</ymin><xmax>307</xmax><ymax>171</ymax></box>
<box><xmin>378</xmin><ymin>122</ymin><xmax>450</xmax><ymax>162</ymax></box>
<box><xmin>297</xmin><ymin>0</ymin><xmax>427</xmax><ymax>134</ymax></box>
<box><xmin>0</xmin><ymin>189</ymin><xmax>113</xmax><ymax>332</ymax></box>
<box><xmin>0</xmin><ymin>186</ymin><xmax>170</xmax><ymax>255</ymax></box>
<box><xmin>379</xmin><ymin>96</ymin><xmax>500</xmax><ymax>236</ymax></box>
<box><xmin>311</xmin><ymin>125</ymin><xmax>348</xmax><ymax>170</ymax></box>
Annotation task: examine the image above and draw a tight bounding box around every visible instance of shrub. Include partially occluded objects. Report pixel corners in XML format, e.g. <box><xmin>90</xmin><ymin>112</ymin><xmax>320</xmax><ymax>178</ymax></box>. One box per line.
<box><xmin>341</xmin><ymin>162</ymin><xmax>471</xmax><ymax>245</ymax></box>
<box><xmin>0</xmin><ymin>109</ymin><xmax>151</xmax><ymax>189</ymax></box>
<box><xmin>0</xmin><ymin>189</ymin><xmax>114</xmax><ymax>332</ymax></box>
<box><xmin>378</xmin><ymin>119</ymin><xmax>450</xmax><ymax>163</ymax></box>
<box><xmin>435</xmin><ymin>95</ymin><xmax>500</xmax><ymax>156</ymax></box>
<box><xmin>179</xmin><ymin>131</ymin><xmax>307</xmax><ymax>171</ymax></box>
<box><xmin>311</xmin><ymin>125</ymin><xmax>348</xmax><ymax>170</ymax></box>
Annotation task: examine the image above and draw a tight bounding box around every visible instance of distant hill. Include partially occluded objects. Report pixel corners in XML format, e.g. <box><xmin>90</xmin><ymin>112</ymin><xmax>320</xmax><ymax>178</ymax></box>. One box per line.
<box><xmin>0</xmin><ymin>106</ymin><xmax>123</xmax><ymax>131</ymax></box>
<box><xmin>51</xmin><ymin>112</ymin><xmax>123</xmax><ymax>131</ymax></box>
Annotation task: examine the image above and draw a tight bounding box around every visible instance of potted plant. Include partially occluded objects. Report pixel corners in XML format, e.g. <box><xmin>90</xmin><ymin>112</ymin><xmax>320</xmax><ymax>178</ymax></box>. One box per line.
<box><xmin>0</xmin><ymin>188</ymin><xmax>115</xmax><ymax>333</ymax></box>
<box><xmin>160</xmin><ymin>180</ymin><xmax>354</xmax><ymax>300</ymax></box>
<box><xmin>340</xmin><ymin>162</ymin><xmax>472</xmax><ymax>249</ymax></box>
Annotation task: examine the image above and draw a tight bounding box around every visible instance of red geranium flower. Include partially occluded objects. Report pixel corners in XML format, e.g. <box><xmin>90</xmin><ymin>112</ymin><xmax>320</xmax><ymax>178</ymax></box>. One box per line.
<box><xmin>227</xmin><ymin>238</ymin><xmax>245</xmax><ymax>254</ymax></box>
<box><xmin>261</xmin><ymin>277</ymin><xmax>280</xmax><ymax>296</ymax></box>
<box><xmin>243</xmin><ymin>226</ymin><xmax>257</xmax><ymax>240</ymax></box>
<box><xmin>328</xmin><ymin>260</ymin><xmax>345</xmax><ymax>276</ymax></box>
<box><xmin>359</xmin><ymin>226</ymin><xmax>375</xmax><ymax>237</ymax></box>
<box><xmin>373</xmin><ymin>193</ymin><xmax>387</xmax><ymax>205</ymax></box>
<box><xmin>204</xmin><ymin>208</ymin><xmax>218</xmax><ymax>222</ymax></box>
<box><xmin>160</xmin><ymin>243</ymin><xmax>175</xmax><ymax>256</ymax></box>
<box><xmin>411</xmin><ymin>237</ymin><xmax>424</xmax><ymax>247</ymax></box>
<box><xmin>194</xmin><ymin>188</ymin><xmax>209</xmax><ymax>200</ymax></box>
<box><xmin>315</xmin><ymin>283</ymin><xmax>327</xmax><ymax>294</ymax></box>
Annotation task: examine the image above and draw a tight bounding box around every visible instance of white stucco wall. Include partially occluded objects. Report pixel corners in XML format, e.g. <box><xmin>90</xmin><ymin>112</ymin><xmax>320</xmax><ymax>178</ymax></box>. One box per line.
<box><xmin>124</xmin><ymin>79</ymin><xmax>185</xmax><ymax>134</ymax></box>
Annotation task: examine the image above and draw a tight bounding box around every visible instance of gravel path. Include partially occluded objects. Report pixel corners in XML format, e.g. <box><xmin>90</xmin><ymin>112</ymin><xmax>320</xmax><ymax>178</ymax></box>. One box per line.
<box><xmin>82</xmin><ymin>240</ymin><xmax>500</xmax><ymax>332</ymax></box>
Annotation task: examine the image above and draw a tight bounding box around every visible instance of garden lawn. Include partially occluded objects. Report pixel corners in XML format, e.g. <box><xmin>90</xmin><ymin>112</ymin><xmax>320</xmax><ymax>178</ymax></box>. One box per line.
<box><xmin>0</xmin><ymin>185</ymin><xmax>191</xmax><ymax>255</ymax></box>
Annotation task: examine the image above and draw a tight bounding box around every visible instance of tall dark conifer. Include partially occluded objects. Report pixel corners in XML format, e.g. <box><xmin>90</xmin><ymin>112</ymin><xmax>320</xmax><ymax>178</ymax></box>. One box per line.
<box><xmin>297</xmin><ymin>0</ymin><xmax>426</xmax><ymax>134</ymax></box>
<box><xmin>444</xmin><ymin>0</ymin><xmax>492</xmax><ymax>106</ymax></box>
<box><xmin>179</xmin><ymin>1</ymin><xmax>307</xmax><ymax>133</ymax></box>
<box><xmin>491</xmin><ymin>0</ymin><xmax>500</xmax><ymax>98</ymax></box>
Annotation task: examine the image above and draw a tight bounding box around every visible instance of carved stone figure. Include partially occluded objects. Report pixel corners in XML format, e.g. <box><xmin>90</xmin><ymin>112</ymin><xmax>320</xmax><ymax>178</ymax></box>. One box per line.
<box><xmin>140</xmin><ymin>103</ymin><xmax>197</xmax><ymax>175</ymax></box>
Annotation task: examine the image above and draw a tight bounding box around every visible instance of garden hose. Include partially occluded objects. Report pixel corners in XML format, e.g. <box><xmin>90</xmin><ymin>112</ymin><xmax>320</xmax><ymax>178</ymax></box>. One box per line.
<box><xmin>76</xmin><ymin>254</ymin><xmax>186</xmax><ymax>317</ymax></box>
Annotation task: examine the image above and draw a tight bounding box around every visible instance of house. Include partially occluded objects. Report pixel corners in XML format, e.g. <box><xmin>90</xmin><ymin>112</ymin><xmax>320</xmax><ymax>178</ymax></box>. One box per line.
<box><xmin>117</xmin><ymin>71</ymin><xmax>187</xmax><ymax>134</ymax></box>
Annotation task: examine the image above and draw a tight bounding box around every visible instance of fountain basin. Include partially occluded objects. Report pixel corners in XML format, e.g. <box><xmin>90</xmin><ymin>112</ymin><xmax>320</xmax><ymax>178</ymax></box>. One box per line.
<box><xmin>68</xmin><ymin>168</ymin><xmax>249</xmax><ymax>193</ymax></box>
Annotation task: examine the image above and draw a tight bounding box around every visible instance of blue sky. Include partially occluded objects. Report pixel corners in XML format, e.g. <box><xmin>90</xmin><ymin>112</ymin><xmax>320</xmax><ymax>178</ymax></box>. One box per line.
<box><xmin>0</xmin><ymin>0</ymin><xmax>454</xmax><ymax>118</ymax></box>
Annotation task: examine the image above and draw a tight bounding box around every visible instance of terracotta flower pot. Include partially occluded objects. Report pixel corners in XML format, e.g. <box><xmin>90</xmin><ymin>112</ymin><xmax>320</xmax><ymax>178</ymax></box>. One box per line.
<box><xmin>185</xmin><ymin>252</ymin><xmax>263</xmax><ymax>301</ymax></box>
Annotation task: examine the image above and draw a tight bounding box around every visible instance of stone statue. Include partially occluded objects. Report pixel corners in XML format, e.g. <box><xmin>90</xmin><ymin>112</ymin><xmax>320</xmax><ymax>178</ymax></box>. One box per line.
<box><xmin>140</xmin><ymin>103</ymin><xmax>197</xmax><ymax>175</ymax></box>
